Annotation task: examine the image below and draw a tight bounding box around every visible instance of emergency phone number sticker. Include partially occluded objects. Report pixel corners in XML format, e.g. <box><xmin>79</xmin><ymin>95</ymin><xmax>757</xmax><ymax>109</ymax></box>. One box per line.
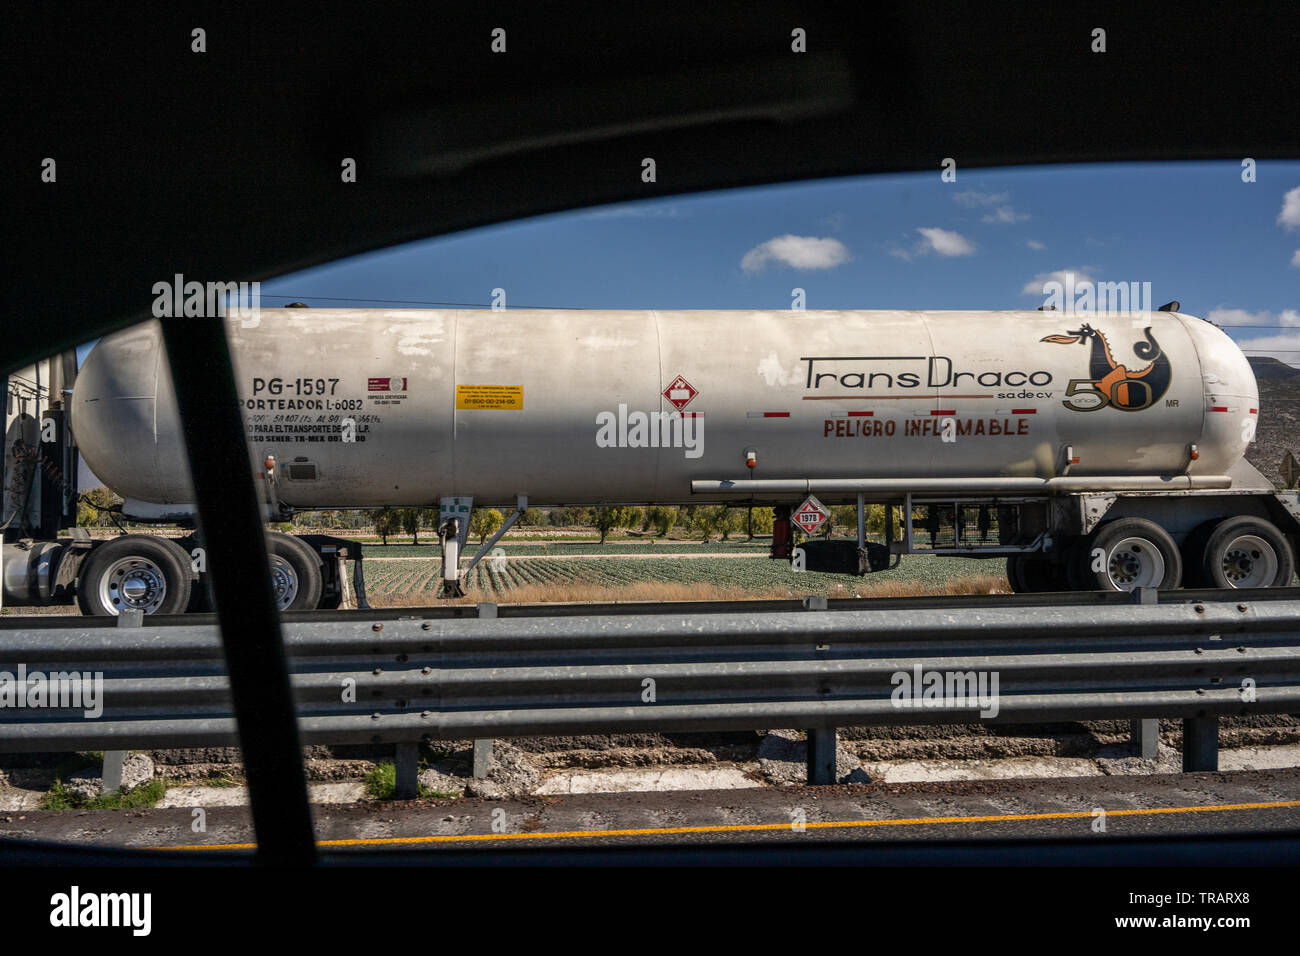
<box><xmin>456</xmin><ymin>384</ymin><xmax>523</xmax><ymax>410</ymax></box>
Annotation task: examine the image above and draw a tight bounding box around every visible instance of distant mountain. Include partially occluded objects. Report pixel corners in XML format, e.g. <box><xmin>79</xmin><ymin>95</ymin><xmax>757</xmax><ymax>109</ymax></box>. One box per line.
<box><xmin>1248</xmin><ymin>375</ymin><xmax>1300</xmax><ymax>487</ymax></box>
<box><xmin>1248</xmin><ymin>356</ymin><xmax>1300</xmax><ymax>380</ymax></box>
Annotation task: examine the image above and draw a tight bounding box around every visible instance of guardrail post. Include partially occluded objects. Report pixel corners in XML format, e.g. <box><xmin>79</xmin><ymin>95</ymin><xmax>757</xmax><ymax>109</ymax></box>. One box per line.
<box><xmin>1131</xmin><ymin>587</ymin><xmax>1157</xmax><ymax>606</ymax></box>
<box><xmin>101</xmin><ymin>750</ymin><xmax>127</xmax><ymax>794</ymax></box>
<box><xmin>117</xmin><ymin>608</ymin><xmax>144</xmax><ymax>628</ymax></box>
<box><xmin>472</xmin><ymin>739</ymin><xmax>493</xmax><ymax>779</ymax></box>
<box><xmin>1182</xmin><ymin>717</ymin><xmax>1219</xmax><ymax>772</ymax></box>
<box><xmin>1127</xmin><ymin>588</ymin><xmax>1160</xmax><ymax>757</ymax></box>
<box><xmin>102</xmin><ymin>610</ymin><xmax>143</xmax><ymax>795</ymax></box>
<box><xmin>1130</xmin><ymin>719</ymin><xmax>1159</xmax><ymax>759</ymax></box>
<box><xmin>394</xmin><ymin>742</ymin><xmax>419</xmax><ymax>799</ymax></box>
<box><xmin>473</xmin><ymin>602</ymin><xmax>497</xmax><ymax>778</ymax></box>
<box><xmin>806</xmin><ymin>729</ymin><xmax>837</xmax><ymax>785</ymax></box>
<box><xmin>801</xmin><ymin>596</ymin><xmax>836</xmax><ymax>783</ymax></box>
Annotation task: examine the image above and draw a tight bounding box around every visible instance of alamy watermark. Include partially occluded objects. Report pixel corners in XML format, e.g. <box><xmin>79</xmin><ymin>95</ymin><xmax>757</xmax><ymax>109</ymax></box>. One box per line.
<box><xmin>50</xmin><ymin>886</ymin><xmax>150</xmax><ymax>936</ymax></box>
<box><xmin>891</xmin><ymin>664</ymin><xmax>1000</xmax><ymax>718</ymax></box>
<box><xmin>151</xmin><ymin>273</ymin><xmax>261</xmax><ymax>327</ymax></box>
<box><xmin>0</xmin><ymin>664</ymin><xmax>103</xmax><ymax>719</ymax></box>
<box><xmin>595</xmin><ymin>404</ymin><xmax>703</xmax><ymax>459</ymax></box>
<box><xmin>1041</xmin><ymin>274</ymin><xmax>1154</xmax><ymax>317</ymax></box>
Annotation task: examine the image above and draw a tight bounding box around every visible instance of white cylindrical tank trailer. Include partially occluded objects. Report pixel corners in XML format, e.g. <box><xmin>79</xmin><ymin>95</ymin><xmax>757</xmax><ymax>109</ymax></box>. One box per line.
<box><xmin>75</xmin><ymin>309</ymin><xmax>1257</xmax><ymax>507</ymax></box>
<box><xmin>53</xmin><ymin>308</ymin><xmax>1300</xmax><ymax>611</ymax></box>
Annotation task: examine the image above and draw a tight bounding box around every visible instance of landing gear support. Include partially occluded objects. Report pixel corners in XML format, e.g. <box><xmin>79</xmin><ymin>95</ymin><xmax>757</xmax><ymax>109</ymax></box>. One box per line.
<box><xmin>436</xmin><ymin>495</ymin><xmax>473</xmax><ymax>598</ymax></box>
<box><xmin>771</xmin><ymin>505</ymin><xmax>793</xmax><ymax>559</ymax></box>
<box><xmin>438</xmin><ymin>517</ymin><xmax>466</xmax><ymax>598</ymax></box>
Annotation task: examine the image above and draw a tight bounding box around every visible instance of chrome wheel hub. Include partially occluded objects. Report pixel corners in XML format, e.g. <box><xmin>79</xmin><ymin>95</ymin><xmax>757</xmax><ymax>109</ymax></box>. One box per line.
<box><xmin>269</xmin><ymin>554</ymin><xmax>299</xmax><ymax>610</ymax></box>
<box><xmin>100</xmin><ymin>557</ymin><xmax>167</xmax><ymax>615</ymax></box>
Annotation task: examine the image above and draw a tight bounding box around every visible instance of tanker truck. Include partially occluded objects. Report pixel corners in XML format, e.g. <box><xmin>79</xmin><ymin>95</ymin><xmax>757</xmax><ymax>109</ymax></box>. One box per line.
<box><xmin>4</xmin><ymin>306</ymin><xmax>1298</xmax><ymax>615</ymax></box>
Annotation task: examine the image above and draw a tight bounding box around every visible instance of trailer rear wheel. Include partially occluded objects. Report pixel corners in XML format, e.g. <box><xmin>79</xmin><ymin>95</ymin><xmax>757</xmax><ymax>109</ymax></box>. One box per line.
<box><xmin>1078</xmin><ymin>518</ymin><xmax>1182</xmax><ymax>592</ymax></box>
<box><xmin>1006</xmin><ymin>555</ymin><xmax>1067</xmax><ymax>593</ymax></box>
<box><xmin>266</xmin><ymin>532</ymin><xmax>323</xmax><ymax>611</ymax></box>
<box><xmin>76</xmin><ymin>535</ymin><xmax>193</xmax><ymax>616</ymax></box>
<box><xmin>1201</xmin><ymin>517</ymin><xmax>1294</xmax><ymax>589</ymax></box>
<box><xmin>1036</xmin><ymin>558</ymin><xmax>1071</xmax><ymax>592</ymax></box>
<box><xmin>1005</xmin><ymin>555</ymin><xmax>1030</xmax><ymax>593</ymax></box>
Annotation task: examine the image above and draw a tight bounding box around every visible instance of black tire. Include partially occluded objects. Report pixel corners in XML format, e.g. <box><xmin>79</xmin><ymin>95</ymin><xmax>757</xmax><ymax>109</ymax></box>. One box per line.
<box><xmin>1062</xmin><ymin>539</ymin><xmax>1093</xmax><ymax>590</ymax></box>
<box><xmin>1005</xmin><ymin>554</ymin><xmax>1031</xmax><ymax>593</ymax></box>
<box><xmin>1030</xmin><ymin>557</ymin><xmax>1072</xmax><ymax>592</ymax></box>
<box><xmin>266</xmin><ymin>532</ymin><xmax>323</xmax><ymax>611</ymax></box>
<box><xmin>1201</xmin><ymin>516</ymin><xmax>1295</xmax><ymax>589</ymax></box>
<box><xmin>1007</xmin><ymin>555</ymin><xmax>1066</xmax><ymax>593</ymax></box>
<box><xmin>173</xmin><ymin>535</ymin><xmax>211</xmax><ymax>613</ymax></box>
<box><xmin>1076</xmin><ymin>518</ymin><xmax>1182</xmax><ymax>592</ymax></box>
<box><xmin>1179</xmin><ymin>519</ymin><xmax>1223</xmax><ymax>590</ymax></box>
<box><xmin>186</xmin><ymin>573</ymin><xmax>213</xmax><ymax>613</ymax></box>
<box><xmin>76</xmin><ymin>535</ymin><xmax>193</xmax><ymax>617</ymax></box>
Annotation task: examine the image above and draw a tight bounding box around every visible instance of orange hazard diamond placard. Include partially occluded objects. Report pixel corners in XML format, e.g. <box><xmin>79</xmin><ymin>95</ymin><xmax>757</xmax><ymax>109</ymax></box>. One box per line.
<box><xmin>662</xmin><ymin>375</ymin><xmax>698</xmax><ymax>412</ymax></box>
<box><xmin>793</xmin><ymin>495</ymin><xmax>830</xmax><ymax>534</ymax></box>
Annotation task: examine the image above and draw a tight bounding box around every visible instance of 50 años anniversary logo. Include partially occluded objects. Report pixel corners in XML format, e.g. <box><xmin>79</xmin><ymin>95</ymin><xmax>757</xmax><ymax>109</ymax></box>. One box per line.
<box><xmin>1041</xmin><ymin>324</ymin><xmax>1171</xmax><ymax>412</ymax></box>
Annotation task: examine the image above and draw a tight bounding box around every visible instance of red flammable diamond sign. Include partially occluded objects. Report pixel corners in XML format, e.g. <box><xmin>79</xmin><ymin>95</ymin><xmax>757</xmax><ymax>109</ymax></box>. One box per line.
<box><xmin>793</xmin><ymin>496</ymin><xmax>830</xmax><ymax>534</ymax></box>
<box><xmin>662</xmin><ymin>375</ymin><xmax>698</xmax><ymax>412</ymax></box>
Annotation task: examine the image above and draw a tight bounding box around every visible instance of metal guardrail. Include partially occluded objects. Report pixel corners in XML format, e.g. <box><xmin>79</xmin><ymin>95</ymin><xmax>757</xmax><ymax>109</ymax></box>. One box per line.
<box><xmin>2</xmin><ymin>592</ymin><xmax>1300</xmax><ymax>787</ymax></box>
<box><xmin>10</xmin><ymin>585</ymin><xmax>1298</xmax><ymax>630</ymax></box>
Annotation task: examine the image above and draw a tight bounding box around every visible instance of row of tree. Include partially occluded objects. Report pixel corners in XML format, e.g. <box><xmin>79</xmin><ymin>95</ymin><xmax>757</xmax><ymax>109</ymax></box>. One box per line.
<box><xmin>359</xmin><ymin>503</ymin><xmax>889</xmax><ymax>545</ymax></box>
<box><xmin>74</xmin><ymin>489</ymin><xmax>890</xmax><ymax>546</ymax></box>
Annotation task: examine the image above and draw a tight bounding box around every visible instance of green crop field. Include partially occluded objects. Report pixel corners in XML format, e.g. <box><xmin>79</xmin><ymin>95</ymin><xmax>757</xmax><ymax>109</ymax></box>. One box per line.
<box><xmin>359</xmin><ymin>553</ymin><xmax>1007</xmax><ymax>599</ymax></box>
<box><xmin>361</xmin><ymin>539</ymin><xmax>772</xmax><ymax>558</ymax></box>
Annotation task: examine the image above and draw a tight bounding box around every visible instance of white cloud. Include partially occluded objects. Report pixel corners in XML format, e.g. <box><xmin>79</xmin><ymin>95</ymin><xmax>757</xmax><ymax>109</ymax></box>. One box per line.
<box><xmin>1199</xmin><ymin>307</ymin><xmax>1300</xmax><ymax>367</ymax></box>
<box><xmin>1279</xmin><ymin>186</ymin><xmax>1300</xmax><ymax>230</ymax></box>
<box><xmin>1020</xmin><ymin>267</ymin><xmax>1100</xmax><ymax>296</ymax></box>
<box><xmin>1292</xmin><ymin>248</ymin><xmax>1300</xmax><ymax>268</ymax></box>
<box><xmin>741</xmin><ymin>235</ymin><xmax>850</xmax><ymax>274</ymax></box>
<box><xmin>1026</xmin><ymin>239</ymin><xmax>1046</xmax><ymax>250</ymax></box>
<box><xmin>1229</xmin><ymin>331</ymin><xmax>1300</xmax><ymax>368</ymax></box>
<box><xmin>952</xmin><ymin>189</ymin><xmax>1008</xmax><ymax>207</ymax></box>
<box><xmin>982</xmin><ymin>205</ymin><xmax>1031</xmax><ymax>224</ymax></box>
<box><xmin>1207</xmin><ymin>307</ymin><xmax>1300</xmax><ymax>328</ymax></box>
<box><xmin>916</xmin><ymin>227</ymin><xmax>976</xmax><ymax>257</ymax></box>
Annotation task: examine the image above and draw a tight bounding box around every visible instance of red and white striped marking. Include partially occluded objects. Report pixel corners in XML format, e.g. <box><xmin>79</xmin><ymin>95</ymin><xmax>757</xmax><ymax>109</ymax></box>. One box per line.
<box><xmin>746</xmin><ymin>411</ymin><xmax>790</xmax><ymax>418</ymax></box>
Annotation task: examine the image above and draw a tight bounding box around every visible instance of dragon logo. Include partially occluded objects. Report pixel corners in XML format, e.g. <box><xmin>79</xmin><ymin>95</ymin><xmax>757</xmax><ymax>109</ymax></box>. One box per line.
<box><xmin>1041</xmin><ymin>324</ymin><xmax>1171</xmax><ymax>412</ymax></box>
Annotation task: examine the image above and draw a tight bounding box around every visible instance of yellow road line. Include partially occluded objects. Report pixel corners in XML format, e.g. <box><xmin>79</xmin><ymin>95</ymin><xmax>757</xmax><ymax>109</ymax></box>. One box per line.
<box><xmin>150</xmin><ymin>798</ymin><xmax>1300</xmax><ymax>851</ymax></box>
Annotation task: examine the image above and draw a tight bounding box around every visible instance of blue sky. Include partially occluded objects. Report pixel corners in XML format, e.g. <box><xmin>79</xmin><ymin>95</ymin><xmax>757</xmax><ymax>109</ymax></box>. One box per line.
<box><xmin>251</xmin><ymin>160</ymin><xmax>1300</xmax><ymax>363</ymax></box>
<box><xmin>74</xmin><ymin>160</ymin><xmax>1300</xmax><ymax>369</ymax></box>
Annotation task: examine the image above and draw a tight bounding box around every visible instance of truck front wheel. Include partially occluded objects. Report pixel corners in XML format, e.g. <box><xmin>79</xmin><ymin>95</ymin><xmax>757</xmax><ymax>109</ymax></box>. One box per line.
<box><xmin>76</xmin><ymin>535</ymin><xmax>193</xmax><ymax>616</ymax></box>
<box><xmin>266</xmin><ymin>532</ymin><xmax>324</xmax><ymax>611</ymax></box>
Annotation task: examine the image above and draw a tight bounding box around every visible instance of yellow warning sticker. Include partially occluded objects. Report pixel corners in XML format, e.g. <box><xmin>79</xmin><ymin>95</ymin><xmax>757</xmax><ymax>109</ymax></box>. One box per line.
<box><xmin>456</xmin><ymin>384</ymin><xmax>524</xmax><ymax>410</ymax></box>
